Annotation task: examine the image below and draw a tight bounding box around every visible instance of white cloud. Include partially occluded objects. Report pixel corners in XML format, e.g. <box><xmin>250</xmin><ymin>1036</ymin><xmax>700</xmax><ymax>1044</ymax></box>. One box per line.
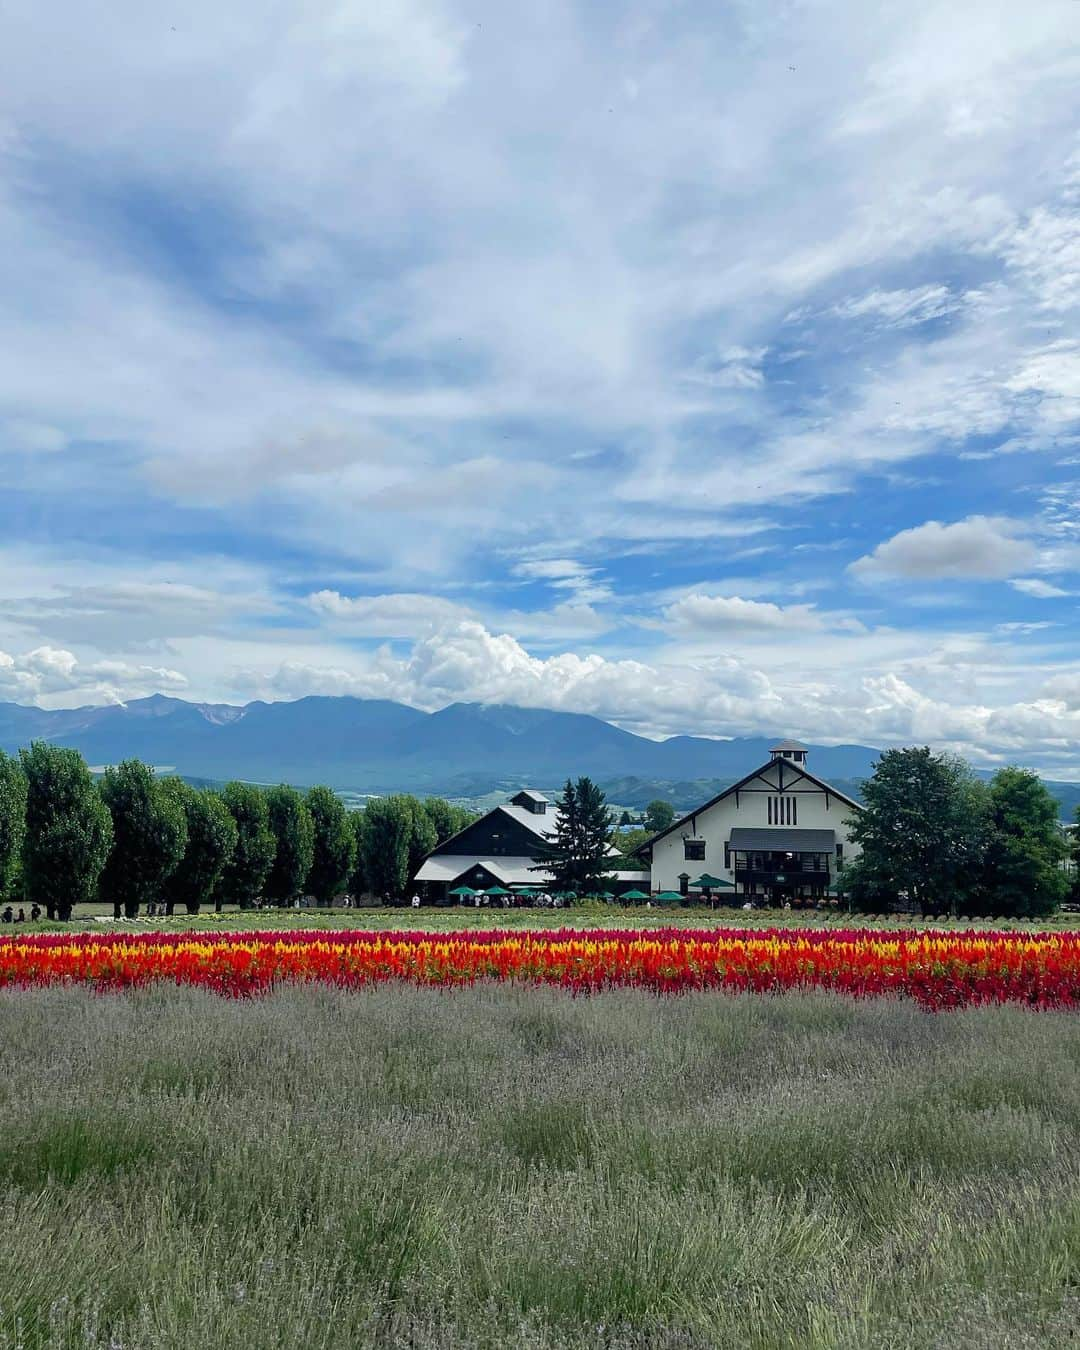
<box><xmin>0</xmin><ymin>645</ymin><xmax>187</xmax><ymax>707</ymax></box>
<box><xmin>850</xmin><ymin>517</ymin><xmax>1037</xmax><ymax>581</ymax></box>
<box><xmin>1009</xmin><ymin>577</ymin><xmax>1072</xmax><ymax>598</ymax></box>
<box><xmin>307</xmin><ymin>590</ymin><xmax>471</xmax><ymax>638</ymax></box>
<box><xmin>681</xmin><ymin>347</ymin><xmax>768</xmax><ymax>390</ymax></box>
<box><xmin>0</xmin><ymin>0</ymin><xmax>1078</xmax><ymax>772</ymax></box>
<box><xmin>663</xmin><ymin>594</ymin><xmax>826</xmax><ymax>634</ymax></box>
<box><xmin>218</xmin><ymin>617</ymin><xmax>1080</xmax><ymax>773</ymax></box>
<box><xmin>511</xmin><ymin>558</ymin><xmax>613</xmax><ymax>605</ymax></box>
<box><xmin>830</xmin><ymin>284</ymin><xmax>960</xmax><ymax>328</ymax></box>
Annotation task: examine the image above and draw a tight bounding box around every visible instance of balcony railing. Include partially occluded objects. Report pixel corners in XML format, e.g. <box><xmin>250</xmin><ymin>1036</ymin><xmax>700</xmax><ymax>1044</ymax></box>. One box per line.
<box><xmin>734</xmin><ymin>864</ymin><xmax>831</xmax><ymax>886</ymax></box>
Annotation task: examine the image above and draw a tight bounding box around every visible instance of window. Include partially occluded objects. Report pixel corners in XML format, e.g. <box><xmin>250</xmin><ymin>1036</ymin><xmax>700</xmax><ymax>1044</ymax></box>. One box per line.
<box><xmin>768</xmin><ymin>796</ymin><xmax>797</xmax><ymax>825</ymax></box>
<box><xmin>723</xmin><ymin>842</ymin><xmax>731</xmax><ymax>869</ymax></box>
<box><xmin>836</xmin><ymin>843</ymin><xmax>844</xmax><ymax>862</ymax></box>
<box><xmin>684</xmin><ymin>839</ymin><xmax>706</xmax><ymax>861</ymax></box>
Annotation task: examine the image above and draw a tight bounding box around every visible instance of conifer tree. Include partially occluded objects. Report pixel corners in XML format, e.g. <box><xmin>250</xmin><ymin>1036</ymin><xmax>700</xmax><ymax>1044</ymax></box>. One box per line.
<box><xmin>533</xmin><ymin>777</ymin><xmax>615</xmax><ymax>894</ymax></box>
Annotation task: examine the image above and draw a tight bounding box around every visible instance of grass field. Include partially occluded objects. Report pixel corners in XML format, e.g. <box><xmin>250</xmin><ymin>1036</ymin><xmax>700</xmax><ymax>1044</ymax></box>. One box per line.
<box><xmin>14</xmin><ymin>901</ymin><xmax>1080</xmax><ymax>937</ymax></box>
<box><xmin>1</xmin><ymin>985</ymin><xmax>1079</xmax><ymax>1348</ymax></box>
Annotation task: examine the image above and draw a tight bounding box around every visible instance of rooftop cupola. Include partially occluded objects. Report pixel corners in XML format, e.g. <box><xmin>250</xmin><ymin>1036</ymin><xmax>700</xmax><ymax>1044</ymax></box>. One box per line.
<box><xmin>769</xmin><ymin>739</ymin><xmax>808</xmax><ymax>765</ymax></box>
<box><xmin>510</xmin><ymin>789</ymin><xmax>549</xmax><ymax>815</ymax></box>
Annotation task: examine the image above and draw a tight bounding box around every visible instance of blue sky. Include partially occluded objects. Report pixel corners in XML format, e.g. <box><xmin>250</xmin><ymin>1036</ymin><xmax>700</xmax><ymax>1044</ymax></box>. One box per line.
<box><xmin>1</xmin><ymin>0</ymin><xmax>1079</xmax><ymax>770</ymax></box>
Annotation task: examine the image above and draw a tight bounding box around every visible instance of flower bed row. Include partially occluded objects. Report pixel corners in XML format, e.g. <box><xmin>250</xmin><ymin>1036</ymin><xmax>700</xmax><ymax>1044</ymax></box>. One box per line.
<box><xmin>2</xmin><ymin>928</ymin><xmax>1080</xmax><ymax>1009</ymax></box>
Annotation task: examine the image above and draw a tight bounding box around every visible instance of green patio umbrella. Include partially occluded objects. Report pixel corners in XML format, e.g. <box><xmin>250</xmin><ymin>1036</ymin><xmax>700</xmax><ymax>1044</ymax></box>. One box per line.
<box><xmin>620</xmin><ymin>889</ymin><xmax>650</xmax><ymax>901</ymax></box>
<box><xmin>515</xmin><ymin>888</ymin><xmax>538</xmax><ymax>898</ymax></box>
<box><xmin>655</xmin><ymin>890</ymin><xmax>684</xmax><ymax>902</ymax></box>
<box><xmin>448</xmin><ymin>886</ymin><xmax>477</xmax><ymax>897</ymax></box>
<box><xmin>483</xmin><ymin>886</ymin><xmax>511</xmax><ymax>896</ymax></box>
<box><xmin>691</xmin><ymin>873</ymin><xmax>733</xmax><ymax>889</ymax></box>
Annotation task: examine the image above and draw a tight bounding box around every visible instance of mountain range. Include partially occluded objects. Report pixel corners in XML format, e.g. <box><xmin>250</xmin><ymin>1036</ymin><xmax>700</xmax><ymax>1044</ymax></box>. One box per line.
<box><xmin>1</xmin><ymin>694</ymin><xmax>1077</xmax><ymax>818</ymax></box>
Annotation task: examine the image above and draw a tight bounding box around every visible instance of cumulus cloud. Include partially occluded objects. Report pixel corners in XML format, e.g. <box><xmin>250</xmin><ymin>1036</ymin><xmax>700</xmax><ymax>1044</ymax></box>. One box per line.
<box><xmin>0</xmin><ymin>646</ymin><xmax>187</xmax><ymax>707</ymax></box>
<box><xmin>221</xmin><ymin>618</ymin><xmax>1080</xmax><ymax>772</ymax></box>
<box><xmin>850</xmin><ymin>517</ymin><xmax>1037</xmax><ymax>581</ymax></box>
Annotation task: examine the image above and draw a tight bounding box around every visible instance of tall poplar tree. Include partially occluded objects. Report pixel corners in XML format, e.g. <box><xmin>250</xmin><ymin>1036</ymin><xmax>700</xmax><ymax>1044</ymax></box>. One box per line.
<box><xmin>98</xmin><ymin>760</ymin><xmax>188</xmax><ymax>918</ymax></box>
<box><xmin>159</xmin><ymin>781</ymin><xmax>238</xmax><ymax>915</ymax></box>
<box><xmin>359</xmin><ymin>797</ymin><xmax>412</xmax><ymax>898</ymax></box>
<box><xmin>305</xmin><ymin>786</ymin><xmax>356</xmax><ymax>906</ymax></box>
<box><xmin>20</xmin><ymin>743</ymin><xmax>113</xmax><ymax>921</ymax></box>
<box><xmin>0</xmin><ymin>751</ymin><xmax>27</xmax><ymax>903</ymax></box>
<box><xmin>217</xmin><ymin>782</ymin><xmax>276</xmax><ymax>910</ymax></box>
<box><xmin>263</xmin><ymin>785</ymin><xmax>315</xmax><ymax>904</ymax></box>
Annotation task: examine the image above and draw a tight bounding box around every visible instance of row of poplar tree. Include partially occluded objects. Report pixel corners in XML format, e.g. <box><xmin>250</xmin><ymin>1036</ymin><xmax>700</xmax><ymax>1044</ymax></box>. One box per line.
<box><xmin>0</xmin><ymin>743</ymin><xmax>475</xmax><ymax>920</ymax></box>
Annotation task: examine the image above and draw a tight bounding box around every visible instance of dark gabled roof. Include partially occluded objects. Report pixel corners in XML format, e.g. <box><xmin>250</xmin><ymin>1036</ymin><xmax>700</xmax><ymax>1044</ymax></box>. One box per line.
<box><xmin>633</xmin><ymin>758</ymin><xmax>861</xmax><ymax>856</ymax></box>
<box><xmin>417</xmin><ymin>793</ymin><xmax>559</xmax><ymax>867</ymax></box>
<box><xmin>730</xmin><ymin>827</ymin><xmax>835</xmax><ymax>851</ymax></box>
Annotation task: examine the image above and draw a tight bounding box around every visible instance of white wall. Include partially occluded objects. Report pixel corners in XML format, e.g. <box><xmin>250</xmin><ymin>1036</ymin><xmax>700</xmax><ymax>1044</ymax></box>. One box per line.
<box><xmin>648</xmin><ymin>759</ymin><xmax>860</xmax><ymax>893</ymax></box>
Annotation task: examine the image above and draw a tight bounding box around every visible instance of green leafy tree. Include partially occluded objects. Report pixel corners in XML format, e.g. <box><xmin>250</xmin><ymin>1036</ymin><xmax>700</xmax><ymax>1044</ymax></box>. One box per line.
<box><xmin>533</xmin><ymin>777</ymin><xmax>616</xmax><ymax>894</ymax></box>
<box><xmin>398</xmin><ymin>795</ymin><xmax>437</xmax><ymax>881</ymax></box>
<box><xmin>20</xmin><ymin>742</ymin><xmax>113</xmax><ymax>921</ymax></box>
<box><xmin>616</xmin><ymin>826</ymin><xmax>652</xmax><ymax>857</ymax></box>
<box><xmin>348</xmin><ymin>809</ymin><xmax>369</xmax><ymax>900</ymax></box>
<box><xmin>422</xmin><ymin>796</ymin><xmax>475</xmax><ymax>845</ymax></box>
<box><xmin>618</xmin><ymin>810</ymin><xmax>632</xmax><ymax>827</ymax></box>
<box><xmin>976</xmin><ymin>767</ymin><xmax>1069</xmax><ymax>917</ymax></box>
<box><xmin>217</xmin><ymin>782</ymin><xmax>276</xmax><ymax>911</ymax></box>
<box><xmin>98</xmin><ymin>760</ymin><xmax>188</xmax><ymax>918</ymax></box>
<box><xmin>644</xmin><ymin>799</ymin><xmax>675</xmax><ymax>833</ymax></box>
<box><xmin>305</xmin><ymin>786</ymin><xmax>356</xmax><ymax>906</ymax></box>
<box><xmin>844</xmin><ymin>748</ymin><xmax>988</xmax><ymax>916</ymax></box>
<box><xmin>159</xmin><ymin>781</ymin><xmax>238</xmax><ymax>915</ymax></box>
<box><xmin>359</xmin><ymin>796</ymin><xmax>412</xmax><ymax>899</ymax></box>
<box><xmin>263</xmin><ymin>785</ymin><xmax>315</xmax><ymax>904</ymax></box>
<box><xmin>0</xmin><ymin>751</ymin><xmax>27</xmax><ymax>903</ymax></box>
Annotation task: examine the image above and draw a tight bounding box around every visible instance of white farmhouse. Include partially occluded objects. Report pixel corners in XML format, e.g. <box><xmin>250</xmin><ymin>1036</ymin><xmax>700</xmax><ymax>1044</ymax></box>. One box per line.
<box><xmin>641</xmin><ymin>740</ymin><xmax>861</xmax><ymax>903</ymax></box>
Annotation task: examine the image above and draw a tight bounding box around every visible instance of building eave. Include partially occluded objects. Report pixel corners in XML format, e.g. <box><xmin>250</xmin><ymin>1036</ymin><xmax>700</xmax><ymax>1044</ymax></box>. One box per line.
<box><xmin>634</xmin><ymin>759</ymin><xmax>862</xmax><ymax>855</ymax></box>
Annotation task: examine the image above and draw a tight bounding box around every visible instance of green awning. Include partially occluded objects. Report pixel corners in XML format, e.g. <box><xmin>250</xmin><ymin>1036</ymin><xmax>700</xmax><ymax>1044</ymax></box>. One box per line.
<box><xmin>690</xmin><ymin>873</ymin><xmax>733</xmax><ymax>889</ymax></box>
